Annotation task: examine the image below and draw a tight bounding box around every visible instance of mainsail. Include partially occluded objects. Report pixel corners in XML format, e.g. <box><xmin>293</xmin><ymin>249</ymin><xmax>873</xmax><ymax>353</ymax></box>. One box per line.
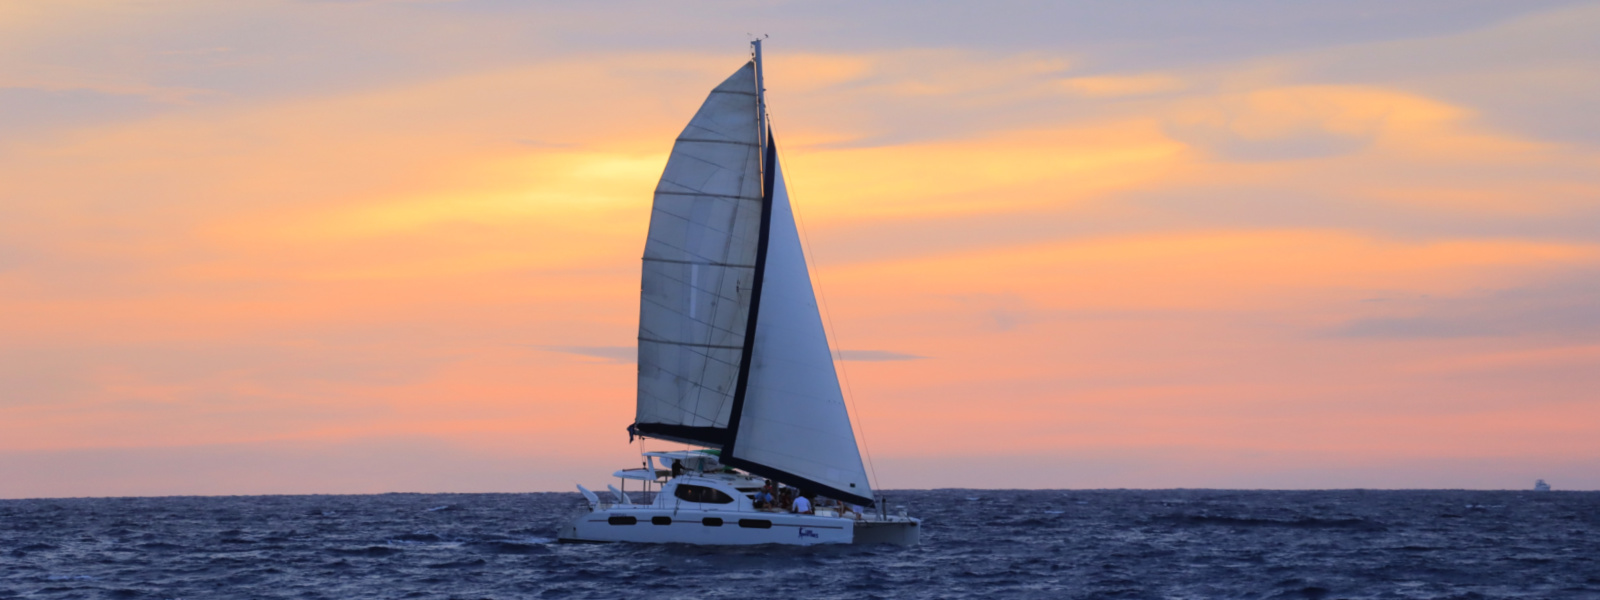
<box><xmin>631</xmin><ymin>47</ymin><xmax>875</xmax><ymax>506</ymax></box>
<box><xmin>633</xmin><ymin>62</ymin><xmax>764</xmax><ymax>447</ymax></box>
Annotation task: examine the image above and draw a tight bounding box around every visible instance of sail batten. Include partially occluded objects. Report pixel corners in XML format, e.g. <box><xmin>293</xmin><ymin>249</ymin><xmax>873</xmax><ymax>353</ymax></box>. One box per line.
<box><xmin>653</xmin><ymin>191</ymin><xmax>760</xmax><ymax>201</ymax></box>
<box><xmin>673</xmin><ymin>138</ymin><xmax>761</xmax><ymax>146</ymax></box>
<box><xmin>636</xmin><ymin>337</ymin><xmax>745</xmax><ymax>351</ymax></box>
<box><xmin>642</xmin><ymin>257</ymin><xmax>757</xmax><ymax>268</ymax></box>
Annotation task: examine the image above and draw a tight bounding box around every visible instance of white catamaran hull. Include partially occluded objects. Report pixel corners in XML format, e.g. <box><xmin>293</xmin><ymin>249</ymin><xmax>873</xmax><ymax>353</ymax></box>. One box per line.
<box><xmin>559</xmin><ymin>507</ymin><xmax>919</xmax><ymax>546</ymax></box>
<box><xmin>559</xmin><ymin>473</ymin><xmax>920</xmax><ymax>546</ymax></box>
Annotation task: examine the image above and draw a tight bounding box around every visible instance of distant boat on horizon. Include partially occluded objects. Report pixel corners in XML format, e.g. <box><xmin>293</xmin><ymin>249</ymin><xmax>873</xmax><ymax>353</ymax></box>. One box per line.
<box><xmin>557</xmin><ymin>40</ymin><xmax>921</xmax><ymax>546</ymax></box>
<box><xmin>1534</xmin><ymin>479</ymin><xmax>1551</xmax><ymax>492</ymax></box>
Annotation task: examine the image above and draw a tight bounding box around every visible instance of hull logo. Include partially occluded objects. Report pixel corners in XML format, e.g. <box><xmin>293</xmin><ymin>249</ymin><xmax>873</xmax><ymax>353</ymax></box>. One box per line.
<box><xmin>798</xmin><ymin>528</ymin><xmax>818</xmax><ymax>539</ymax></box>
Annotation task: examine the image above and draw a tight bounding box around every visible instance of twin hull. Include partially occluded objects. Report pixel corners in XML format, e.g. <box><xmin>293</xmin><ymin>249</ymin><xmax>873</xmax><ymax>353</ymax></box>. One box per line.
<box><xmin>559</xmin><ymin>506</ymin><xmax>919</xmax><ymax>546</ymax></box>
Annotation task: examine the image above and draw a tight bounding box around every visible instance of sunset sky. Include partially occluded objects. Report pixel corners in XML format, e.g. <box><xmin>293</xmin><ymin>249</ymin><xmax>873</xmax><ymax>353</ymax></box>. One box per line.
<box><xmin>3</xmin><ymin>1</ymin><xmax>1598</xmax><ymax>498</ymax></box>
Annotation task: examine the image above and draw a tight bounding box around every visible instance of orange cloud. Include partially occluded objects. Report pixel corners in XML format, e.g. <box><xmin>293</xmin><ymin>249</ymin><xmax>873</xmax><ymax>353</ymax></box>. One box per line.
<box><xmin>4</xmin><ymin>18</ymin><xmax>1600</xmax><ymax>495</ymax></box>
<box><xmin>781</xmin><ymin>120</ymin><xmax>1186</xmax><ymax>222</ymax></box>
<box><xmin>1058</xmin><ymin>73</ymin><xmax>1185</xmax><ymax>97</ymax></box>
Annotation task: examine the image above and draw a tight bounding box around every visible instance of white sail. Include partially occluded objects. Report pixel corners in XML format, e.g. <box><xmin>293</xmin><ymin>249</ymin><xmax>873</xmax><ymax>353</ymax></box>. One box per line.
<box><xmin>634</xmin><ymin>62</ymin><xmax>764</xmax><ymax>445</ymax></box>
<box><xmin>727</xmin><ymin>157</ymin><xmax>874</xmax><ymax>504</ymax></box>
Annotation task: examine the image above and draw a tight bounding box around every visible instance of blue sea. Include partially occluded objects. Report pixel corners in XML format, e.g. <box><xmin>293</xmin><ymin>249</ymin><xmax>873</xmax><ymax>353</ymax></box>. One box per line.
<box><xmin>3</xmin><ymin>489</ymin><xmax>1597</xmax><ymax>599</ymax></box>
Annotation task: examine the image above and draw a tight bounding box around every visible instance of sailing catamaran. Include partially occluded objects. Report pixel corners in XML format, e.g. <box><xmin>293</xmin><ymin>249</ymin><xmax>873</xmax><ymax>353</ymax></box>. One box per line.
<box><xmin>557</xmin><ymin>41</ymin><xmax>921</xmax><ymax>546</ymax></box>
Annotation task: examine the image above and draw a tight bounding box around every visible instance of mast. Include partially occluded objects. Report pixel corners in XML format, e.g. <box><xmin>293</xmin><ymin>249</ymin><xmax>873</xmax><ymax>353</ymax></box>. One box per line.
<box><xmin>719</xmin><ymin>37</ymin><xmax>777</xmax><ymax>484</ymax></box>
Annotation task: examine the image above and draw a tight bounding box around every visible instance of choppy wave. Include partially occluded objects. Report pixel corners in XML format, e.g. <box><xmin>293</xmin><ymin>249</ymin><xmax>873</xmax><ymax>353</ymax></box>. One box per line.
<box><xmin>2</xmin><ymin>489</ymin><xmax>1597</xmax><ymax>598</ymax></box>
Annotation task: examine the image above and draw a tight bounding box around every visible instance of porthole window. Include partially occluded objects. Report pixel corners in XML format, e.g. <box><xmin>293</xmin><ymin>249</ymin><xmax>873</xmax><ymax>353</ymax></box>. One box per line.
<box><xmin>738</xmin><ymin>519</ymin><xmax>772</xmax><ymax>529</ymax></box>
<box><xmin>651</xmin><ymin>516</ymin><xmax>672</xmax><ymax>525</ymax></box>
<box><xmin>608</xmin><ymin>515</ymin><xmax>637</xmax><ymax>525</ymax></box>
<box><xmin>702</xmin><ymin>517</ymin><xmax>724</xmax><ymax>527</ymax></box>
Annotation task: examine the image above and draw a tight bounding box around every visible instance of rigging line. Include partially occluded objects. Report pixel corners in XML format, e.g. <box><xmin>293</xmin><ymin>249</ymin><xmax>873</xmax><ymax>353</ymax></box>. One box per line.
<box><xmin>769</xmin><ymin>120</ymin><xmax>882</xmax><ymax>493</ymax></box>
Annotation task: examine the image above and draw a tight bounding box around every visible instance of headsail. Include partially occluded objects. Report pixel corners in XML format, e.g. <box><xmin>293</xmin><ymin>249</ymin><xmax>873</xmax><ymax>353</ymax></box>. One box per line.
<box><xmin>632</xmin><ymin>44</ymin><xmax>875</xmax><ymax>506</ymax></box>
<box><xmin>721</xmin><ymin>148</ymin><xmax>874</xmax><ymax>506</ymax></box>
<box><xmin>633</xmin><ymin>61</ymin><xmax>763</xmax><ymax>447</ymax></box>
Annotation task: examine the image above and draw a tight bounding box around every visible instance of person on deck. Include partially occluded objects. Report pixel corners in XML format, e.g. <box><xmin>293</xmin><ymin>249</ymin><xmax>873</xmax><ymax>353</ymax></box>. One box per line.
<box><xmin>792</xmin><ymin>492</ymin><xmax>813</xmax><ymax>514</ymax></box>
<box><xmin>670</xmin><ymin>460</ymin><xmax>684</xmax><ymax>478</ymax></box>
<box><xmin>753</xmin><ymin>481</ymin><xmax>775</xmax><ymax>509</ymax></box>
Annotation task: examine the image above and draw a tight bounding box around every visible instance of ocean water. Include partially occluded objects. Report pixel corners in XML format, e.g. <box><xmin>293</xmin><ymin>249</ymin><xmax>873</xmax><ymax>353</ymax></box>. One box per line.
<box><xmin>2</xmin><ymin>489</ymin><xmax>1597</xmax><ymax>599</ymax></box>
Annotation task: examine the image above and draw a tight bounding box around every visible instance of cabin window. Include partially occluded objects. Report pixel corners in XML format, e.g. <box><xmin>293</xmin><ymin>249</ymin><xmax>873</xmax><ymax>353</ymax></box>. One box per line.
<box><xmin>651</xmin><ymin>516</ymin><xmax>672</xmax><ymax>525</ymax></box>
<box><xmin>608</xmin><ymin>515</ymin><xmax>637</xmax><ymax>525</ymax></box>
<box><xmin>738</xmin><ymin>519</ymin><xmax>772</xmax><ymax>529</ymax></box>
<box><xmin>702</xmin><ymin>517</ymin><xmax>723</xmax><ymax>527</ymax></box>
<box><xmin>673</xmin><ymin>484</ymin><xmax>734</xmax><ymax>504</ymax></box>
